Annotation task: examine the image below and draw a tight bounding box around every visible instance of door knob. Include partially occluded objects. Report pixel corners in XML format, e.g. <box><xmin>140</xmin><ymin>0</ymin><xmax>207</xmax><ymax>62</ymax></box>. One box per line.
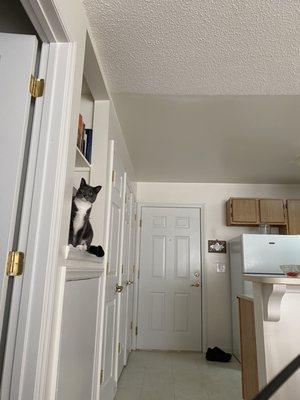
<box><xmin>191</xmin><ymin>282</ymin><xmax>200</xmax><ymax>287</ymax></box>
<box><xmin>115</xmin><ymin>284</ymin><xmax>124</xmax><ymax>293</ymax></box>
<box><xmin>126</xmin><ymin>280</ymin><xmax>133</xmax><ymax>285</ymax></box>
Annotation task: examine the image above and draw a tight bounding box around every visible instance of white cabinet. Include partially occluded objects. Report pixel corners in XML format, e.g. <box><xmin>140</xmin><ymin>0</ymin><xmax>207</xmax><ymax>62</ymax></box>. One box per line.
<box><xmin>56</xmin><ymin>276</ymin><xmax>101</xmax><ymax>400</ymax></box>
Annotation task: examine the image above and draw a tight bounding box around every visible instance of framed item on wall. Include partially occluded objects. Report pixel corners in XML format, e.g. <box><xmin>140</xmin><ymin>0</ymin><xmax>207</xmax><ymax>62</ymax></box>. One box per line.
<box><xmin>208</xmin><ymin>240</ymin><xmax>226</xmax><ymax>253</ymax></box>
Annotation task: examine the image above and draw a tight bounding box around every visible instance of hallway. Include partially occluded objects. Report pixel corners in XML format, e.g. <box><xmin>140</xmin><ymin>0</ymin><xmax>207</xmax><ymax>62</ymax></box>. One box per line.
<box><xmin>116</xmin><ymin>351</ymin><xmax>242</xmax><ymax>400</ymax></box>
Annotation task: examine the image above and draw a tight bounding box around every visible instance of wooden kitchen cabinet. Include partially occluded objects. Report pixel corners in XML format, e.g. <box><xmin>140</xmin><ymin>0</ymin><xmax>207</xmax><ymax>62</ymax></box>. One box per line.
<box><xmin>227</xmin><ymin>198</ymin><xmax>259</xmax><ymax>225</ymax></box>
<box><xmin>287</xmin><ymin>200</ymin><xmax>300</xmax><ymax>234</ymax></box>
<box><xmin>227</xmin><ymin>198</ymin><xmax>289</xmax><ymax>227</ymax></box>
<box><xmin>259</xmin><ymin>199</ymin><xmax>286</xmax><ymax>225</ymax></box>
<box><xmin>238</xmin><ymin>296</ymin><xmax>259</xmax><ymax>400</ymax></box>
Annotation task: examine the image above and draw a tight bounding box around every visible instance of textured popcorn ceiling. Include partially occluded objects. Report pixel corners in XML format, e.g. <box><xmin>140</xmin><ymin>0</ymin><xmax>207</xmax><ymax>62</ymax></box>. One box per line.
<box><xmin>84</xmin><ymin>1</ymin><xmax>300</xmax><ymax>182</ymax></box>
<box><xmin>84</xmin><ymin>0</ymin><xmax>300</xmax><ymax>95</ymax></box>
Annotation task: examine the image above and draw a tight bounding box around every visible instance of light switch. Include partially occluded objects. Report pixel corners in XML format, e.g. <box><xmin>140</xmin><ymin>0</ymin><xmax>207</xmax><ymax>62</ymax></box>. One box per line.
<box><xmin>216</xmin><ymin>262</ymin><xmax>226</xmax><ymax>273</ymax></box>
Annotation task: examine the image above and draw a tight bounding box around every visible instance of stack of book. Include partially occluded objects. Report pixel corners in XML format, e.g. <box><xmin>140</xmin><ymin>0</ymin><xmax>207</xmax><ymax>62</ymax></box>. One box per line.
<box><xmin>77</xmin><ymin>114</ymin><xmax>93</xmax><ymax>163</ymax></box>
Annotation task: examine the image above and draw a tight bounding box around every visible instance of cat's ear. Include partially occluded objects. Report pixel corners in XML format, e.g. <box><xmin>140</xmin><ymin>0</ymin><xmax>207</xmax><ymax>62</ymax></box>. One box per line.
<box><xmin>94</xmin><ymin>185</ymin><xmax>102</xmax><ymax>194</ymax></box>
<box><xmin>80</xmin><ymin>178</ymin><xmax>86</xmax><ymax>187</ymax></box>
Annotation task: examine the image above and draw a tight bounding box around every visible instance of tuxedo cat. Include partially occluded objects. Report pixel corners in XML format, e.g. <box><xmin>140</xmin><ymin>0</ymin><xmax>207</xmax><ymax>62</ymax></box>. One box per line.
<box><xmin>69</xmin><ymin>178</ymin><xmax>104</xmax><ymax>257</ymax></box>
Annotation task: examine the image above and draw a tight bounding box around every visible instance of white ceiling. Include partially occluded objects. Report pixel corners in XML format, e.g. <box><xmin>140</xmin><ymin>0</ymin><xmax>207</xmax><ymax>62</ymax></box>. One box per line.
<box><xmin>84</xmin><ymin>0</ymin><xmax>300</xmax><ymax>183</ymax></box>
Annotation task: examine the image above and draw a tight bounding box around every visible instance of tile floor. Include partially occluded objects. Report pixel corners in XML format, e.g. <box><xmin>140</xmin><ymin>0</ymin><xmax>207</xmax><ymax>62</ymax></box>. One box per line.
<box><xmin>115</xmin><ymin>350</ymin><xmax>242</xmax><ymax>400</ymax></box>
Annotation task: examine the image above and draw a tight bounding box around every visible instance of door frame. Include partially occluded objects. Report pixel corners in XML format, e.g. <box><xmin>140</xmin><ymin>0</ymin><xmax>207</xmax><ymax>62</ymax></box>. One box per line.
<box><xmin>1</xmin><ymin>1</ymin><xmax>78</xmax><ymax>399</ymax></box>
<box><xmin>132</xmin><ymin>202</ymin><xmax>207</xmax><ymax>353</ymax></box>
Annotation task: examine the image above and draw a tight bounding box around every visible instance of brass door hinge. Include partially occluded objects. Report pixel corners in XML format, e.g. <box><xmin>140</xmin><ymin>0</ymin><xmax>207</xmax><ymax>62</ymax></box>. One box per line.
<box><xmin>118</xmin><ymin>342</ymin><xmax>121</xmax><ymax>353</ymax></box>
<box><xmin>130</xmin><ymin>321</ymin><xmax>133</xmax><ymax>330</ymax></box>
<box><xmin>139</xmin><ymin>219</ymin><xmax>142</xmax><ymax>227</ymax></box>
<box><xmin>135</xmin><ymin>326</ymin><xmax>138</xmax><ymax>336</ymax></box>
<box><xmin>112</xmin><ymin>170</ymin><xmax>115</xmax><ymax>182</ymax></box>
<box><xmin>100</xmin><ymin>369</ymin><xmax>104</xmax><ymax>385</ymax></box>
<box><xmin>6</xmin><ymin>251</ymin><xmax>24</xmax><ymax>276</ymax></box>
<box><xmin>30</xmin><ymin>75</ymin><xmax>44</xmax><ymax>98</ymax></box>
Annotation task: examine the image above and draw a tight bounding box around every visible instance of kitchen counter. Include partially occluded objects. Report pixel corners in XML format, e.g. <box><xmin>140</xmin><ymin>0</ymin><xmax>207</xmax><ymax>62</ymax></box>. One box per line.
<box><xmin>244</xmin><ymin>274</ymin><xmax>300</xmax><ymax>285</ymax></box>
<box><xmin>244</xmin><ymin>274</ymin><xmax>300</xmax><ymax>400</ymax></box>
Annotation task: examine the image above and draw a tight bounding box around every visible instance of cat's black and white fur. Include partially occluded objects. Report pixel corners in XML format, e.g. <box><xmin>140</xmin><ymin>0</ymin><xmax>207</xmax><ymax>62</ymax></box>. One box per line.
<box><xmin>69</xmin><ymin>178</ymin><xmax>104</xmax><ymax>257</ymax></box>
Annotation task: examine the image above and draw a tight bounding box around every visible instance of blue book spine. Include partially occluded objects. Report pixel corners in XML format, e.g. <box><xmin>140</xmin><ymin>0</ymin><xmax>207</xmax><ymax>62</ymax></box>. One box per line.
<box><xmin>85</xmin><ymin>129</ymin><xmax>93</xmax><ymax>163</ymax></box>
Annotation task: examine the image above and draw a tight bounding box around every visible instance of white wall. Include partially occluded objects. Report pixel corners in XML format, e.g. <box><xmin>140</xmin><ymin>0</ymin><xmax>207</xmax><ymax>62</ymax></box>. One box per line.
<box><xmin>108</xmin><ymin>103</ymin><xmax>137</xmax><ymax>195</ymax></box>
<box><xmin>137</xmin><ymin>182</ymin><xmax>300</xmax><ymax>351</ymax></box>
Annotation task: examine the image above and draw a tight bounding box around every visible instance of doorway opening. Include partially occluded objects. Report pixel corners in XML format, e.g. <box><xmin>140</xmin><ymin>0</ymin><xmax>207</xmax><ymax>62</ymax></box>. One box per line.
<box><xmin>119</xmin><ymin>205</ymin><xmax>242</xmax><ymax>398</ymax></box>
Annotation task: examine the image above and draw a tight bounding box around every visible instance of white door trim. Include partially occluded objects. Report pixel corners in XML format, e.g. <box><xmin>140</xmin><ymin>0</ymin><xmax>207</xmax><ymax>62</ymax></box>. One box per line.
<box><xmin>21</xmin><ymin>0</ymin><xmax>70</xmax><ymax>42</ymax></box>
<box><xmin>1</xmin><ymin>1</ymin><xmax>77</xmax><ymax>399</ymax></box>
<box><xmin>132</xmin><ymin>202</ymin><xmax>207</xmax><ymax>353</ymax></box>
<box><xmin>8</xmin><ymin>42</ymin><xmax>76</xmax><ymax>400</ymax></box>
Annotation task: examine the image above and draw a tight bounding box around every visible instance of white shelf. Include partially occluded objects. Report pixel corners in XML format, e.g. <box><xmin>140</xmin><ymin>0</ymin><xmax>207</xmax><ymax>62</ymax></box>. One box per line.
<box><xmin>75</xmin><ymin>147</ymin><xmax>91</xmax><ymax>169</ymax></box>
<box><xmin>75</xmin><ymin>166</ymin><xmax>90</xmax><ymax>172</ymax></box>
<box><xmin>64</xmin><ymin>245</ymin><xmax>104</xmax><ymax>270</ymax></box>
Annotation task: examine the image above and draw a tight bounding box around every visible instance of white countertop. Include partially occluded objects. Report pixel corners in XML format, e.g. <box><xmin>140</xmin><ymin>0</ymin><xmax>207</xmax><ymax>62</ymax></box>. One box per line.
<box><xmin>243</xmin><ymin>274</ymin><xmax>300</xmax><ymax>285</ymax></box>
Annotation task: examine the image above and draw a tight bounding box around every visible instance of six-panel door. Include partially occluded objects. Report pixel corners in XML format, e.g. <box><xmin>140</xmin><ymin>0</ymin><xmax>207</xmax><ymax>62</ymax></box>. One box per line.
<box><xmin>124</xmin><ymin>196</ymin><xmax>137</xmax><ymax>364</ymax></box>
<box><xmin>116</xmin><ymin>185</ymin><xmax>131</xmax><ymax>379</ymax></box>
<box><xmin>137</xmin><ymin>207</ymin><xmax>202</xmax><ymax>351</ymax></box>
<box><xmin>101</xmin><ymin>152</ymin><xmax>125</xmax><ymax>400</ymax></box>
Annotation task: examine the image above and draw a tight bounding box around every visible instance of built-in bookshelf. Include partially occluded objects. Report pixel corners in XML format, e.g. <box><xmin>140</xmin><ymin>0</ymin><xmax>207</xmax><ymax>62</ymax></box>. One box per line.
<box><xmin>76</xmin><ymin>147</ymin><xmax>91</xmax><ymax>169</ymax></box>
<box><xmin>73</xmin><ymin>76</ymin><xmax>94</xmax><ymax>187</ymax></box>
<box><xmin>72</xmin><ymin>29</ymin><xmax>109</xmax><ymax>247</ymax></box>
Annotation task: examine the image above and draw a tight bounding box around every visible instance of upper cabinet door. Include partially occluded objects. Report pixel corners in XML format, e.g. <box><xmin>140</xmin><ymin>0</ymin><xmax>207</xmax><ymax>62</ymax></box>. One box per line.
<box><xmin>287</xmin><ymin>200</ymin><xmax>300</xmax><ymax>234</ymax></box>
<box><xmin>228</xmin><ymin>198</ymin><xmax>259</xmax><ymax>225</ymax></box>
<box><xmin>259</xmin><ymin>199</ymin><xmax>286</xmax><ymax>225</ymax></box>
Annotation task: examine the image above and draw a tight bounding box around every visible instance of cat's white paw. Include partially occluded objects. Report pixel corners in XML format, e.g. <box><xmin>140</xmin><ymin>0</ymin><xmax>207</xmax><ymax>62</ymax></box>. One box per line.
<box><xmin>76</xmin><ymin>244</ymin><xmax>87</xmax><ymax>251</ymax></box>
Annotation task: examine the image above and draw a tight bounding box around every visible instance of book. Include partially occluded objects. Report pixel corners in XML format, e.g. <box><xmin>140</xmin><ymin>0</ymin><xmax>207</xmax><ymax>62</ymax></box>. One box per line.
<box><xmin>77</xmin><ymin>114</ymin><xmax>84</xmax><ymax>149</ymax></box>
<box><xmin>85</xmin><ymin>128</ymin><xmax>93</xmax><ymax>163</ymax></box>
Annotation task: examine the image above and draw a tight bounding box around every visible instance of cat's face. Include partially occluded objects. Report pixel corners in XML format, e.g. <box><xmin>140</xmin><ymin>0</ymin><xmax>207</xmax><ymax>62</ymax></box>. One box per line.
<box><xmin>76</xmin><ymin>178</ymin><xmax>102</xmax><ymax>203</ymax></box>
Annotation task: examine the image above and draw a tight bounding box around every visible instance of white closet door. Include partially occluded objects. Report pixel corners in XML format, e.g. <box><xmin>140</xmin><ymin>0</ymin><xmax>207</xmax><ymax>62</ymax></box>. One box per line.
<box><xmin>125</xmin><ymin>196</ymin><xmax>137</xmax><ymax>364</ymax></box>
<box><xmin>56</xmin><ymin>276</ymin><xmax>100</xmax><ymax>400</ymax></box>
<box><xmin>100</xmin><ymin>151</ymin><xmax>125</xmax><ymax>400</ymax></box>
<box><xmin>0</xmin><ymin>33</ymin><xmax>37</xmax><ymax>342</ymax></box>
<box><xmin>137</xmin><ymin>207</ymin><xmax>202</xmax><ymax>351</ymax></box>
<box><xmin>117</xmin><ymin>185</ymin><xmax>131</xmax><ymax>378</ymax></box>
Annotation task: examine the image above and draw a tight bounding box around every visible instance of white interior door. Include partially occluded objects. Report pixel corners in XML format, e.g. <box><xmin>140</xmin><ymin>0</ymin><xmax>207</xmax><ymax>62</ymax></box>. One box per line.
<box><xmin>0</xmin><ymin>33</ymin><xmax>37</xmax><ymax>356</ymax></box>
<box><xmin>101</xmin><ymin>152</ymin><xmax>125</xmax><ymax>400</ymax></box>
<box><xmin>124</xmin><ymin>196</ymin><xmax>137</xmax><ymax>363</ymax></box>
<box><xmin>137</xmin><ymin>207</ymin><xmax>202</xmax><ymax>351</ymax></box>
<box><xmin>117</xmin><ymin>185</ymin><xmax>131</xmax><ymax>379</ymax></box>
